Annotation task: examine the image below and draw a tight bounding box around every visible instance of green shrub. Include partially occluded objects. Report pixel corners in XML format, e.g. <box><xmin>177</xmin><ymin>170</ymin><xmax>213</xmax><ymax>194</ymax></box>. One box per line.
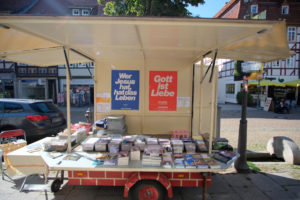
<box><xmin>236</xmin><ymin>91</ymin><xmax>254</xmax><ymax>106</ymax></box>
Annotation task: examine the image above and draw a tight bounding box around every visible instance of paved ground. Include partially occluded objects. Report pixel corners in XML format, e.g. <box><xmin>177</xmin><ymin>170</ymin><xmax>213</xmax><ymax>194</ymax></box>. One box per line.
<box><xmin>1</xmin><ymin>171</ymin><xmax>299</xmax><ymax>200</ymax></box>
<box><xmin>1</xmin><ymin>104</ymin><xmax>300</xmax><ymax>200</ymax></box>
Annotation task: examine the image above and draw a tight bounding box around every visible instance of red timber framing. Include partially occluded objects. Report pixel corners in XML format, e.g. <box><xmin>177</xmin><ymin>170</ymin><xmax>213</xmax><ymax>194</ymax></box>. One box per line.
<box><xmin>67</xmin><ymin>170</ymin><xmax>212</xmax><ymax>198</ymax></box>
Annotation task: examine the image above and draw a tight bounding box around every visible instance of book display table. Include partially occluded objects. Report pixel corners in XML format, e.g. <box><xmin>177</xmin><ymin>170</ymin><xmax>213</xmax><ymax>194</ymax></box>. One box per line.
<box><xmin>7</xmin><ymin>136</ymin><xmax>238</xmax><ymax>200</ymax></box>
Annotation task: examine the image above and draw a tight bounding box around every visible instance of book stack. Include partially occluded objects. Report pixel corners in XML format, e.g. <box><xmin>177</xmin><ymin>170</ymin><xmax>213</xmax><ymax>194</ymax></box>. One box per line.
<box><xmin>134</xmin><ymin>138</ymin><xmax>146</xmax><ymax>151</ymax></box>
<box><xmin>104</xmin><ymin>154</ymin><xmax>118</xmax><ymax>166</ymax></box>
<box><xmin>159</xmin><ymin>138</ymin><xmax>172</xmax><ymax>153</ymax></box>
<box><xmin>82</xmin><ymin>138</ymin><xmax>100</xmax><ymax>151</ymax></box>
<box><xmin>142</xmin><ymin>151</ymin><xmax>161</xmax><ymax>167</ymax></box>
<box><xmin>184</xmin><ymin>142</ymin><xmax>196</xmax><ymax>154</ymax></box>
<box><xmin>95</xmin><ymin>139</ymin><xmax>109</xmax><ymax>152</ymax></box>
<box><xmin>184</xmin><ymin>154</ymin><xmax>196</xmax><ymax>169</ymax></box>
<box><xmin>161</xmin><ymin>153</ymin><xmax>173</xmax><ymax>168</ymax></box>
<box><xmin>118</xmin><ymin>150</ymin><xmax>129</xmax><ymax>165</ymax></box>
<box><xmin>130</xmin><ymin>146</ymin><xmax>141</xmax><ymax>160</ymax></box>
<box><xmin>108</xmin><ymin>139</ymin><xmax>122</xmax><ymax>154</ymax></box>
<box><xmin>213</xmin><ymin>151</ymin><xmax>237</xmax><ymax>164</ymax></box>
<box><xmin>145</xmin><ymin>144</ymin><xmax>163</xmax><ymax>156</ymax></box>
<box><xmin>171</xmin><ymin>139</ymin><xmax>184</xmax><ymax>154</ymax></box>
<box><xmin>174</xmin><ymin>158</ymin><xmax>185</xmax><ymax>168</ymax></box>
<box><xmin>195</xmin><ymin>140</ymin><xmax>208</xmax><ymax>152</ymax></box>
<box><xmin>146</xmin><ymin>138</ymin><xmax>158</xmax><ymax>145</ymax></box>
<box><xmin>121</xmin><ymin>141</ymin><xmax>133</xmax><ymax>151</ymax></box>
<box><xmin>204</xmin><ymin>157</ymin><xmax>221</xmax><ymax>169</ymax></box>
<box><xmin>192</xmin><ymin>154</ymin><xmax>208</xmax><ymax>169</ymax></box>
<box><xmin>106</xmin><ymin>115</ymin><xmax>127</xmax><ymax>135</ymax></box>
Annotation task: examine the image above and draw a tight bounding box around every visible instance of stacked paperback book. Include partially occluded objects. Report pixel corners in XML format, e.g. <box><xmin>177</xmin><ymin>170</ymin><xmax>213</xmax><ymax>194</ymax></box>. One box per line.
<box><xmin>76</xmin><ymin>134</ymin><xmax>236</xmax><ymax>169</ymax></box>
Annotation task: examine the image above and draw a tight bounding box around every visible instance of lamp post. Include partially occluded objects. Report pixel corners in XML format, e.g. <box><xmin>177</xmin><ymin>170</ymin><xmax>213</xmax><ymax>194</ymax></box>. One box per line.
<box><xmin>234</xmin><ymin>79</ymin><xmax>250</xmax><ymax>173</ymax></box>
<box><xmin>257</xmin><ymin>79</ymin><xmax>261</xmax><ymax>109</ymax></box>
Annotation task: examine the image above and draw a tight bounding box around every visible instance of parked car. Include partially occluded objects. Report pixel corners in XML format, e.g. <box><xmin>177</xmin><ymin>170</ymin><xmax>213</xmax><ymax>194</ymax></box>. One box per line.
<box><xmin>0</xmin><ymin>99</ymin><xmax>66</xmax><ymax>143</ymax></box>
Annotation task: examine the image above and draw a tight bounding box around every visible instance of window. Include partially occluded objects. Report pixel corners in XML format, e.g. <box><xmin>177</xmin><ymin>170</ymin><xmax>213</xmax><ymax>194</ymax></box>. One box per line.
<box><xmin>72</xmin><ymin>9</ymin><xmax>80</xmax><ymax>16</ymax></box>
<box><xmin>82</xmin><ymin>9</ymin><xmax>90</xmax><ymax>16</ymax></box>
<box><xmin>272</xmin><ymin>61</ymin><xmax>280</xmax><ymax>67</ymax></box>
<box><xmin>4</xmin><ymin>103</ymin><xmax>23</xmax><ymax>113</ymax></box>
<box><xmin>30</xmin><ymin>102</ymin><xmax>59</xmax><ymax>113</ymax></box>
<box><xmin>287</xmin><ymin>27</ymin><xmax>296</xmax><ymax>42</ymax></box>
<box><xmin>226</xmin><ymin>84</ymin><xmax>235</xmax><ymax>94</ymax></box>
<box><xmin>286</xmin><ymin>56</ymin><xmax>295</xmax><ymax>68</ymax></box>
<box><xmin>251</xmin><ymin>5</ymin><xmax>258</xmax><ymax>14</ymax></box>
<box><xmin>282</xmin><ymin>5</ymin><xmax>289</xmax><ymax>15</ymax></box>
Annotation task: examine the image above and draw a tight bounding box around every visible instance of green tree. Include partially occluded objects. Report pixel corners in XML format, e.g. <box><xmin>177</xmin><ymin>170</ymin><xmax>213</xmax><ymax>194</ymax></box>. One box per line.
<box><xmin>99</xmin><ymin>0</ymin><xmax>205</xmax><ymax>17</ymax></box>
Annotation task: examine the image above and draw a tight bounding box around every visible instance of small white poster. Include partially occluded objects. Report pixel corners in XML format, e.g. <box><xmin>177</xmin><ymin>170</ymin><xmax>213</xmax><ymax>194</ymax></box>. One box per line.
<box><xmin>177</xmin><ymin>97</ymin><xmax>191</xmax><ymax>108</ymax></box>
<box><xmin>264</xmin><ymin>97</ymin><xmax>272</xmax><ymax>111</ymax></box>
<box><xmin>96</xmin><ymin>93</ymin><xmax>111</xmax><ymax>113</ymax></box>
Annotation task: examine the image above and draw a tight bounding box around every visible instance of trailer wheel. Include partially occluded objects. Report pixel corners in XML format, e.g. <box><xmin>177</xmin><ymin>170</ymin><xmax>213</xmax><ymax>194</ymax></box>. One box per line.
<box><xmin>131</xmin><ymin>180</ymin><xmax>166</xmax><ymax>200</ymax></box>
<box><xmin>51</xmin><ymin>179</ymin><xmax>62</xmax><ymax>193</ymax></box>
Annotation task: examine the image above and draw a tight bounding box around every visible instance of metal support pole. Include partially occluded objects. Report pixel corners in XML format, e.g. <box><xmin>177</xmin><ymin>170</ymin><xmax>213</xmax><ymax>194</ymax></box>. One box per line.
<box><xmin>202</xmin><ymin>173</ymin><xmax>208</xmax><ymax>200</ymax></box>
<box><xmin>63</xmin><ymin>47</ymin><xmax>72</xmax><ymax>153</ymax></box>
<box><xmin>257</xmin><ymin>80</ymin><xmax>261</xmax><ymax>109</ymax></box>
<box><xmin>234</xmin><ymin>80</ymin><xmax>250</xmax><ymax>173</ymax></box>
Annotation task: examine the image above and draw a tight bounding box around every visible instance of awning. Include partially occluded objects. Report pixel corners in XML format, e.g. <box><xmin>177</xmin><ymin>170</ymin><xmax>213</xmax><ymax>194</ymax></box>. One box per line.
<box><xmin>0</xmin><ymin>24</ymin><xmax>92</xmax><ymax>66</ymax></box>
<box><xmin>248</xmin><ymin>80</ymin><xmax>286</xmax><ymax>87</ymax></box>
<box><xmin>0</xmin><ymin>16</ymin><xmax>292</xmax><ymax>66</ymax></box>
<box><xmin>283</xmin><ymin>80</ymin><xmax>300</xmax><ymax>87</ymax></box>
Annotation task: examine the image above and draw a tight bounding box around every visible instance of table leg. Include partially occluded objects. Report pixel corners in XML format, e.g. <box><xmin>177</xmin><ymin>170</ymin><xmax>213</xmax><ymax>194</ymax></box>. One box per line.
<box><xmin>202</xmin><ymin>173</ymin><xmax>208</xmax><ymax>200</ymax></box>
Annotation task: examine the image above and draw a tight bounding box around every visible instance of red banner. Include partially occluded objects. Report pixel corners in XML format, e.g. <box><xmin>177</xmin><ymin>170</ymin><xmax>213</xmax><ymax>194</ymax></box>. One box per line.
<box><xmin>149</xmin><ymin>71</ymin><xmax>177</xmax><ymax>111</ymax></box>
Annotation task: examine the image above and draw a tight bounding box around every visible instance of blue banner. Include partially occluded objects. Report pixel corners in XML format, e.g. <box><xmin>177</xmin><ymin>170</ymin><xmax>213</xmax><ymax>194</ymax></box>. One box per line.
<box><xmin>111</xmin><ymin>70</ymin><xmax>139</xmax><ymax>110</ymax></box>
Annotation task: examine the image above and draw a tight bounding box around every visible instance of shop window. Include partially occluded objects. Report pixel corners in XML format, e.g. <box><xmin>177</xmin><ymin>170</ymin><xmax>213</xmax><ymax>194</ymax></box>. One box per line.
<box><xmin>72</xmin><ymin>9</ymin><xmax>80</xmax><ymax>16</ymax></box>
<box><xmin>251</xmin><ymin>5</ymin><xmax>258</xmax><ymax>14</ymax></box>
<box><xmin>282</xmin><ymin>5</ymin><xmax>289</xmax><ymax>15</ymax></box>
<box><xmin>4</xmin><ymin>103</ymin><xmax>23</xmax><ymax>113</ymax></box>
<box><xmin>226</xmin><ymin>84</ymin><xmax>235</xmax><ymax>94</ymax></box>
<box><xmin>287</xmin><ymin>27</ymin><xmax>296</xmax><ymax>42</ymax></box>
<box><xmin>82</xmin><ymin>9</ymin><xmax>90</xmax><ymax>16</ymax></box>
<box><xmin>0</xmin><ymin>102</ymin><xmax>3</xmax><ymax>113</ymax></box>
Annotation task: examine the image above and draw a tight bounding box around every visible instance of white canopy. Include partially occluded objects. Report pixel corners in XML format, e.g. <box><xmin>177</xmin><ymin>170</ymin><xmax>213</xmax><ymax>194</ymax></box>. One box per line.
<box><xmin>0</xmin><ymin>16</ymin><xmax>291</xmax><ymax>66</ymax></box>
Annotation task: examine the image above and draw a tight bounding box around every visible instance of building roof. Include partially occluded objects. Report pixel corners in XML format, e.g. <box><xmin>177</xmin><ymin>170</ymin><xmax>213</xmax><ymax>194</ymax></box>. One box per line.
<box><xmin>214</xmin><ymin>0</ymin><xmax>239</xmax><ymax>18</ymax></box>
<box><xmin>214</xmin><ymin>0</ymin><xmax>300</xmax><ymax>25</ymax></box>
<box><xmin>0</xmin><ymin>0</ymin><xmax>103</xmax><ymax>16</ymax></box>
<box><xmin>0</xmin><ymin>0</ymin><xmax>38</xmax><ymax>14</ymax></box>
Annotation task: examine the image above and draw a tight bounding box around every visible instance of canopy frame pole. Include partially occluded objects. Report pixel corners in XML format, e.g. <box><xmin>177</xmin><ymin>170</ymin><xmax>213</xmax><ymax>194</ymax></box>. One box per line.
<box><xmin>208</xmin><ymin>50</ymin><xmax>218</xmax><ymax>154</ymax></box>
<box><xmin>63</xmin><ymin>47</ymin><xmax>72</xmax><ymax>153</ymax></box>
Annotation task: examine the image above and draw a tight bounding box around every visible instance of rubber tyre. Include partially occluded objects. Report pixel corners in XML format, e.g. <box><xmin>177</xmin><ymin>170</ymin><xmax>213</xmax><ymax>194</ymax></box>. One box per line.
<box><xmin>51</xmin><ymin>179</ymin><xmax>62</xmax><ymax>193</ymax></box>
<box><xmin>131</xmin><ymin>180</ymin><xmax>166</xmax><ymax>200</ymax></box>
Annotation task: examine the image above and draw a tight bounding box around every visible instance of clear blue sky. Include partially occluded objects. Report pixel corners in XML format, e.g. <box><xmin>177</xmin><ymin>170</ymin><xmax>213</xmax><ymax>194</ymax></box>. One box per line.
<box><xmin>188</xmin><ymin>0</ymin><xmax>229</xmax><ymax>18</ymax></box>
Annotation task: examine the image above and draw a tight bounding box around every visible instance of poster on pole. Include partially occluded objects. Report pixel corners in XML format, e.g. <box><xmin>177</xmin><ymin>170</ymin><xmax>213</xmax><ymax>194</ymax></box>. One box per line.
<box><xmin>149</xmin><ymin>71</ymin><xmax>177</xmax><ymax>111</ymax></box>
<box><xmin>111</xmin><ymin>70</ymin><xmax>139</xmax><ymax>110</ymax></box>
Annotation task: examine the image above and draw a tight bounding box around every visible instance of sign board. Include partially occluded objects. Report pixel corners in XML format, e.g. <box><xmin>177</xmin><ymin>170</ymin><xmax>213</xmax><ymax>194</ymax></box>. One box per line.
<box><xmin>264</xmin><ymin>97</ymin><xmax>272</xmax><ymax>111</ymax></box>
<box><xmin>234</xmin><ymin>61</ymin><xmax>263</xmax><ymax>81</ymax></box>
<box><xmin>111</xmin><ymin>70</ymin><xmax>139</xmax><ymax>110</ymax></box>
<box><xmin>149</xmin><ymin>71</ymin><xmax>177</xmax><ymax>111</ymax></box>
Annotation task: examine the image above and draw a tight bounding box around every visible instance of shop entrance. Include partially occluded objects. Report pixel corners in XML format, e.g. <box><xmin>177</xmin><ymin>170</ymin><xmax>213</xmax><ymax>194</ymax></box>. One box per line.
<box><xmin>0</xmin><ymin>80</ymin><xmax>14</xmax><ymax>98</ymax></box>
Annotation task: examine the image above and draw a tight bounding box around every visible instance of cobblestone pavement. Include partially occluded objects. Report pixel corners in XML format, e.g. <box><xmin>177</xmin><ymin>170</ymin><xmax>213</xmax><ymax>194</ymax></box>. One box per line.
<box><xmin>0</xmin><ymin>104</ymin><xmax>299</xmax><ymax>200</ymax></box>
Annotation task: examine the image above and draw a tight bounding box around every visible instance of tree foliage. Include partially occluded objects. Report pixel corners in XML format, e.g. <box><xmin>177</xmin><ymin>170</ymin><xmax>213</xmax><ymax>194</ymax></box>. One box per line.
<box><xmin>98</xmin><ymin>0</ymin><xmax>205</xmax><ymax>17</ymax></box>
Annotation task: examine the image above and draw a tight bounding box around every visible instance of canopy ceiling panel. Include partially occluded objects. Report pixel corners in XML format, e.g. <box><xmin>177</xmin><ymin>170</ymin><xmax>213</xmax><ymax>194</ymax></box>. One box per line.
<box><xmin>0</xmin><ymin>16</ymin><xmax>291</xmax><ymax>66</ymax></box>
